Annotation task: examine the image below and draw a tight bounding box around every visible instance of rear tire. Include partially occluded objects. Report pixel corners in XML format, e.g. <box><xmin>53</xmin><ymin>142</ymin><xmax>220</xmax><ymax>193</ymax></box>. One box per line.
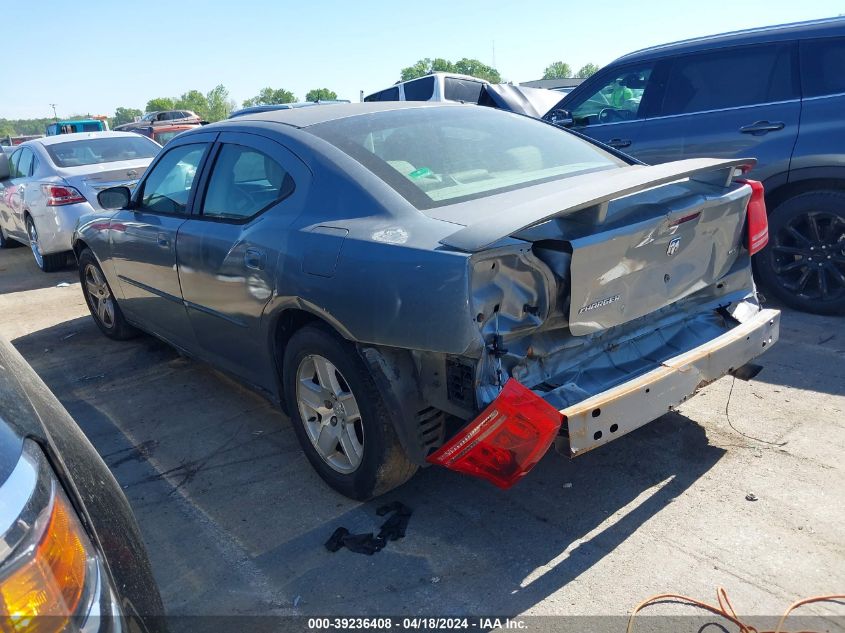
<box><xmin>282</xmin><ymin>324</ymin><xmax>416</xmax><ymax>500</ymax></box>
<box><xmin>756</xmin><ymin>191</ymin><xmax>845</xmax><ymax>315</ymax></box>
<box><xmin>78</xmin><ymin>248</ymin><xmax>139</xmax><ymax>340</ymax></box>
<box><xmin>25</xmin><ymin>216</ymin><xmax>66</xmax><ymax>272</ymax></box>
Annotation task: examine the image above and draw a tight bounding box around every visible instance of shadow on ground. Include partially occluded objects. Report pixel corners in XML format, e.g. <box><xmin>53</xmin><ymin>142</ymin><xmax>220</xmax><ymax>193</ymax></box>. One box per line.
<box><xmin>13</xmin><ymin>316</ymin><xmax>726</xmax><ymax>618</ymax></box>
<box><xmin>0</xmin><ymin>246</ymin><xmax>76</xmax><ymax>294</ymax></box>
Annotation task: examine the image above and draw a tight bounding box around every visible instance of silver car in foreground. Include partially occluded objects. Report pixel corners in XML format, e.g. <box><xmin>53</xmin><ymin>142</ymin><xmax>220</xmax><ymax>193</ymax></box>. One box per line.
<box><xmin>0</xmin><ymin>131</ymin><xmax>160</xmax><ymax>271</ymax></box>
<box><xmin>74</xmin><ymin>103</ymin><xmax>779</xmax><ymax>499</ymax></box>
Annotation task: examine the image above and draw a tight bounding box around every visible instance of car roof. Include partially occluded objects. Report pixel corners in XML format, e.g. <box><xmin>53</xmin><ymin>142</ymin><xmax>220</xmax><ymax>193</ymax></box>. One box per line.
<box><xmin>615</xmin><ymin>16</ymin><xmax>845</xmax><ymax>64</ymax></box>
<box><xmin>28</xmin><ymin>131</ymin><xmax>150</xmax><ymax>147</ymax></box>
<box><xmin>228</xmin><ymin>101</ymin><xmax>349</xmax><ymax>119</ymax></box>
<box><xmin>220</xmin><ymin>101</ymin><xmax>465</xmax><ymax>129</ymax></box>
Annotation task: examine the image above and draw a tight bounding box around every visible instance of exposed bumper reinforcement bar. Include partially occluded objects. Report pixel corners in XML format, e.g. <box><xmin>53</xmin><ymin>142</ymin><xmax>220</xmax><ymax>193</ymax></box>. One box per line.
<box><xmin>560</xmin><ymin>308</ymin><xmax>780</xmax><ymax>457</ymax></box>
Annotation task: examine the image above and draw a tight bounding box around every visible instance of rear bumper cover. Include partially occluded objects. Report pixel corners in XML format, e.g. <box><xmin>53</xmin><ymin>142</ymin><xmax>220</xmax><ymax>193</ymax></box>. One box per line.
<box><xmin>560</xmin><ymin>308</ymin><xmax>780</xmax><ymax>456</ymax></box>
<box><xmin>32</xmin><ymin>201</ymin><xmax>94</xmax><ymax>254</ymax></box>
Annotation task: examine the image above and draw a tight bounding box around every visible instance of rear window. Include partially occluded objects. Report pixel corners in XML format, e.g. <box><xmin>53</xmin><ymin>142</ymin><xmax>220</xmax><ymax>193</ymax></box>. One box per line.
<box><xmin>154</xmin><ymin>131</ymin><xmax>182</xmax><ymax>145</ymax></box>
<box><xmin>660</xmin><ymin>43</ymin><xmax>797</xmax><ymax>116</ymax></box>
<box><xmin>81</xmin><ymin>122</ymin><xmax>101</xmax><ymax>132</ymax></box>
<box><xmin>443</xmin><ymin>77</ymin><xmax>485</xmax><ymax>102</ymax></box>
<box><xmin>309</xmin><ymin>106</ymin><xmax>622</xmax><ymax>210</ymax></box>
<box><xmin>46</xmin><ymin>136</ymin><xmax>159</xmax><ymax>168</ymax></box>
<box><xmin>403</xmin><ymin>76</ymin><xmax>435</xmax><ymax>101</ymax></box>
<box><xmin>801</xmin><ymin>37</ymin><xmax>845</xmax><ymax>97</ymax></box>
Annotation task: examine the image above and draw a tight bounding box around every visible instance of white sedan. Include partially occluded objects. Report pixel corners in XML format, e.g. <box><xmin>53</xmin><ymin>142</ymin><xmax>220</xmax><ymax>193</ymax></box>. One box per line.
<box><xmin>0</xmin><ymin>131</ymin><xmax>160</xmax><ymax>271</ymax></box>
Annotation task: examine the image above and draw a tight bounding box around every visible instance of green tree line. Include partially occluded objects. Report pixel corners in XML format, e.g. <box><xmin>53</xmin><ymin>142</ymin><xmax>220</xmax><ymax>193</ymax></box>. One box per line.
<box><xmin>1</xmin><ymin>84</ymin><xmax>343</xmax><ymax>137</ymax></box>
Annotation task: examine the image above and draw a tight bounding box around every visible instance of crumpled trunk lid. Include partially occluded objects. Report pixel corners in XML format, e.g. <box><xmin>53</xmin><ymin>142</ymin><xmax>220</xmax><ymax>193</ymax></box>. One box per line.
<box><xmin>567</xmin><ymin>184</ymin><xmax>749</xmax><ymax>335</ymax></box>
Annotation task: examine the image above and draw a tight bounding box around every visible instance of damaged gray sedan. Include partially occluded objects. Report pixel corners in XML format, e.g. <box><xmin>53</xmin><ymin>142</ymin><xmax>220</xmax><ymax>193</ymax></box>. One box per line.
<box><xmin>73</xmin><ymin>102</ymin><xmax>779</xmax><ymax>499</ymax></box>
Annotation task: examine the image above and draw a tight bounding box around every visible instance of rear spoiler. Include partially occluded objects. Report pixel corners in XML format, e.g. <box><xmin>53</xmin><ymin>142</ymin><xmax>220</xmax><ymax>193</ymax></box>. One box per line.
<box><xmin>439</xmin><ymin>157</ymin><xmax>755</xmax><ymax>252</ymax></box>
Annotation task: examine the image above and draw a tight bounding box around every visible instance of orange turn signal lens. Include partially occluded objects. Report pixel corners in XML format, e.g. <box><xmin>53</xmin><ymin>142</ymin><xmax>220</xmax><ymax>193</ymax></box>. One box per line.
<box><xmin>0</xmin><ymin>492</ymin><xmax>90</xmax><ymax>631</ymax></box>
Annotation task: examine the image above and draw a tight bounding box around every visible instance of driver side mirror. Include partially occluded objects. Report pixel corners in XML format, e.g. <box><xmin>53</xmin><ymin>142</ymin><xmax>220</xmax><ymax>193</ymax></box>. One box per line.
<box><xmin>0</xmin><ymin>156</ymin><xmax>9</xmax><ymax>182</ymax></box>
<box><xmin>548</xmin><ymin>109</ymin><xmax>573</xmax><ymax>128</ymax></box>
<box><xmin>98</xmin><ymin>186</ymin><xmax>131</xmax><ymax>210</ymax></box>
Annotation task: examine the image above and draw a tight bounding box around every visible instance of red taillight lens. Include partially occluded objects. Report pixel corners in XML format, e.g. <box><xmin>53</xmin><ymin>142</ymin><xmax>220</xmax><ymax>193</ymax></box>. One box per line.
<box><xmin>426</xmin><ymin>379</ymin><xmax>562</xmax><ymax>489</ymax></box>
<box><xmin>42</xmin><ymin>185</ymin><xmax>86</xmax><ymax>206</ymax></box>
<box><xmin>738</xmin><ymin>179</ymin><xmax>768</xmax><ymax>255</ymax></box>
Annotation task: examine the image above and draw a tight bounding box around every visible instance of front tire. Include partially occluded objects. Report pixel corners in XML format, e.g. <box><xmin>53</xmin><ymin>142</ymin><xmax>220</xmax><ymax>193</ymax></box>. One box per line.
<box><xmin>78</xmin><ymin>248</ymin><xmax>138</xmax><ymax>340</ymax></box>
<box><xmin>26</xmin><ymin>216</ymin><xmax>66</xmax><ymax>272</ymax></box>
<box><xmin>0</xmin><ymin>224</ymin><xmax>19</xmax><ymax>249</ymax></box>
<box><xmin>756</xmin><ymin>191</ymin><xmax>845</xmax><ymax>315</ymax></box>
<box><xmin>283</xmin><ymin>324</ymin><xmax>416</xmax><ymax>500</ymax></box>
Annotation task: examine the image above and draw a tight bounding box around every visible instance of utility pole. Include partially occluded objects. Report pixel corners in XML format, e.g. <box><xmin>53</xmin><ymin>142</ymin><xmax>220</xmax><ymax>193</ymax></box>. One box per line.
<box><xmin>49</xmin><ymin>104</ymin><xmax>58</xmax><ymax>122</ymax></box>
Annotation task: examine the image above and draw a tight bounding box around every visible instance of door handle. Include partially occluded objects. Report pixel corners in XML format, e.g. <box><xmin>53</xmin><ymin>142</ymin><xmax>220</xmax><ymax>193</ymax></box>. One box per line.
<box><xmin>607</xmin><ymin>138</ymin><xmax>632</xmax><ymax>148</ymax></box>
<box><xmin>244</xmin><ymin>247</ymin><xmax>266</xmax><ymax>270</ymax></box>
<box><xmin>156</xmin><ymin>233</ymin><xmax>170</xmax><ymax>248</ymax></box>
<box><xmin>739</xmin><ymin>120</ymin><xmax>785</xmax><ymax>135</ymax></box>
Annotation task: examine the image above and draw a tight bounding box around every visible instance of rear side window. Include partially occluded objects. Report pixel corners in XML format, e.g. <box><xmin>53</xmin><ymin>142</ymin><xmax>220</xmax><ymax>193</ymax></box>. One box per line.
<box><xmin>202</xmin><ymin>144</ymin><xmax>294</xmax><ymax>220</ymax></box>
<box><xmin>403</xmin><ymin>76</ymin><xmax>435</xmax><ymax>101</ymax></box>
<box><xmin>443</xmin><ymin>77</ymin><xmax>485</xmax><ymax>102</ymax></box>
<box><xmin>801</xmin><ymin>37</ymin><xmax>845</xmax><ymax>97</ymax></box>
<box><xmin>659</xmin><ymin>43</ymin><xmax>797</xmax><ymax>116</ymax></box>
<box><xmin>364</xmin><ymin>87</ymin><xmax>400</xmax><ymax>102</ymax></box>
<box><xmin>14</xmin><ymin>148</ymin><xmax>33</xmax><ymax>178</ymax></box>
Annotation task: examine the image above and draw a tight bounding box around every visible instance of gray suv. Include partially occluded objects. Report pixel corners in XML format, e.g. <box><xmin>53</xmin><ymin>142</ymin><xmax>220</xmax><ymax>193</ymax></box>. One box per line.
<box><xmin>554</xmin><ymin>17</ymin><xmax>845</xmax><ymax>314</ymax></box>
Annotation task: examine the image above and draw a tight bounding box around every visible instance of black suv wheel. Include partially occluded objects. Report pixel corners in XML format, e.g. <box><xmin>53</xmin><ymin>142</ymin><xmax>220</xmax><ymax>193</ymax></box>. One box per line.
<box><xmin>756</xmin><ymin>191</ymin><xmax>845</xmax><ymax>315</ymax></box>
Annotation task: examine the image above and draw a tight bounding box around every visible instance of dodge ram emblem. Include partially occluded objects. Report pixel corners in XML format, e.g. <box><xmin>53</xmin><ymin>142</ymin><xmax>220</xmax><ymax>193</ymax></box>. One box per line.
<box><xmin>667</xmin><ymin>237</ymin><xmax>682</xmax><ymax>256</ymax></box>
<box><xmin>126</xmin><ymin>170</ymin><xmax>138</xmax><ymax>178</ymax></box>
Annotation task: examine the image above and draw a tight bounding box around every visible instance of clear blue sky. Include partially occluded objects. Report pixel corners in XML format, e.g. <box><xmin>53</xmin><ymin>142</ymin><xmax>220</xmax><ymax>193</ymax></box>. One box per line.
<box><xmin>2</xmin><ymin>0</ymin><xmax>841</xmax><ymax>119</ymax></box>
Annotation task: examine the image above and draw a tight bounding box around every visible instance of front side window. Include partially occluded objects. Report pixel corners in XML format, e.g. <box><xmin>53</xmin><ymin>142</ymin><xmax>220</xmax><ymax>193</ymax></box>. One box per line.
<box><xmin>569</xmin><ymin>64</ymin><xmax>654</xmax><ymax>126</ymax></box>
<box><xmin>403</xmin><ymin>76</ymin><xmax>435</xmax><ymax>101</ymax></box>
<box><xmin>310</xmin><ymin>106</ymin><xmax>622</xmax><ymax>210</ymax></box>
<box><xmin>202</xmin><ymin>145</ymin><xmax>294</xmax><ymax>220</ymax></box>
<box><xmin>139</xmin><ymin>143</ymin><xmax>207</xmax><ymax>215</ymax></box>
<box><xmin>443</xmin><ymin>77</ymin><xmax>485</xmax><ymax>102</ymax></box>
<box><xmin>46</xmin><ymin>136</ymin><xmax>159</xmax><ymax>168</ymax></box>
<box><xmin>801</xmin><ymin>37</ymin><xmax>845</xmax><ymax>97</ymax></box>
<box><xmin>660</xmin><ymin>43</ymin><xmax>796</xmax><ymax>116</ymax></box>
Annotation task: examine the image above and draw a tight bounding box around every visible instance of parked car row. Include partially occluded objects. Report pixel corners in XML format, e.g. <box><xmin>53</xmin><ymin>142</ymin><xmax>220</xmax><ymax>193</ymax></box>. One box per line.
<box><xmin>0</xmin><ymin>132</ymin><xmax>160</xmax><ymax>270</ymax></box>
<box><xmin>3</xmin><ymin>17</ymin><xmax>838</xmax><ymax>623</ymax></box>
<box><xmin>73</xmin><ymin>101</ymin><xmax>778</xmax><ymax>500</ymax></box>
<box><xmin>364</xmin><ymin>17</ymin><xmax>845</xmax><ymax>315</ymax></box>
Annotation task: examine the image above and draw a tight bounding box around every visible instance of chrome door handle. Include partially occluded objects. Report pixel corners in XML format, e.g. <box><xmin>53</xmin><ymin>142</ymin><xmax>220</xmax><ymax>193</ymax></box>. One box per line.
<box><xmin>607</xmin><ymin>138</ymin><xmax>632</xmax><ymax>148</ymax></box>
<box><xmin>739</xmin><ymin>120</ymin><xmax>785</xmax><ymax>135</ymax></box>
<box><xmin>244</xmin><ymin>248</ymin><xmax>265</xmax><ymax>270</ymax></box>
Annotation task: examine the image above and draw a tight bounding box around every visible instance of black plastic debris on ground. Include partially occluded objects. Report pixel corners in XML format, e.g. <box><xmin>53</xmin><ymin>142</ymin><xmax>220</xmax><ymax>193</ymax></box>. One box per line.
<box><xmin>324</xmin><ymin>502</ymin><xmax>412</xmax><ymax>556</ymax></box>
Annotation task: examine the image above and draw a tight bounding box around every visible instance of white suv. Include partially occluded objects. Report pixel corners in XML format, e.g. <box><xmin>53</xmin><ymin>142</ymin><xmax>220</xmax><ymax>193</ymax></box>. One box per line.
<box><xmin>364</xmin><ymin>72</ymin><xmax>487</xmax><ymax>103</ymax></box>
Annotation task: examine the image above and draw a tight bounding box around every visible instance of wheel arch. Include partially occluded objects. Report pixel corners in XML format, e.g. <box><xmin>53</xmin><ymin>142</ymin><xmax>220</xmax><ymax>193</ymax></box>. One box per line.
<box><xmin>268</xmin><ymin>306</ymin><xmax>433</xmax><ymax>465</ymax></box>
<box><xmin>764</xmin><ymin>169</ymin><xmax>845</xmax><ymax>212</ymax></box>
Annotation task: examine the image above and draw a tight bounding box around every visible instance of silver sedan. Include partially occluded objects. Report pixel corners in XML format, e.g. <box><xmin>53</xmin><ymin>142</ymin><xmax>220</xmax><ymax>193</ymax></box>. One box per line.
<box><xmin>0</xmin><ymin>131</ymin><xmax>160</xmax><ymax>271</ymax></box>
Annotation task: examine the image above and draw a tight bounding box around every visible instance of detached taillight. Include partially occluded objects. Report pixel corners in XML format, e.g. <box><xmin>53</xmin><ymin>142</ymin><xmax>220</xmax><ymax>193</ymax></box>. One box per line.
<box><xmin>41</xmin><ymin>185</ymin><xmax>86</xmax><ymax>206</ymax></box>
<box><xmin>739</xmin><ymin>179</ymin><xmax>768</xmax><ymax>255</ymax></box>
<box><xmin>427</xmin><ymin>379</ymin><xmax>562</xmax><ymax>489</ymax></box>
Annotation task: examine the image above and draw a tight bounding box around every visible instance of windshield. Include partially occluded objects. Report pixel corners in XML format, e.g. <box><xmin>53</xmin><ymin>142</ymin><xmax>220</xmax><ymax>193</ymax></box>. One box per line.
<box><xmin>46</xmin><ymin>136</ymin><xmax>159</xmax><ymax>168</ymax></box>
<box><xmin>309</xmin><ymin>106</ymin><xmax>623</xmax><ymax>209</ymax></box>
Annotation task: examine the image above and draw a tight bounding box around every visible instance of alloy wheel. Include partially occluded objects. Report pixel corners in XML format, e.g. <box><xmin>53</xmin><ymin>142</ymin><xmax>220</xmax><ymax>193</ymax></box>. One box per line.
<box><xmin>295</xmin><ymin>354</ymin><xmax>364</xmax><ymax>474</ymax></box>
<box><xmin>769</xmin><ymin>211</ymin><xmax>845</xmax><ymax>302</ymax></box>
<box><xmin>26</xmin><ymin>220</ymin><xmax>44</xmax><ymax>269</ymax></box>
<box><xmin>84</xmin><ymin>264</ymin><xmax>116</xmax><ymax>329</ymax></box>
